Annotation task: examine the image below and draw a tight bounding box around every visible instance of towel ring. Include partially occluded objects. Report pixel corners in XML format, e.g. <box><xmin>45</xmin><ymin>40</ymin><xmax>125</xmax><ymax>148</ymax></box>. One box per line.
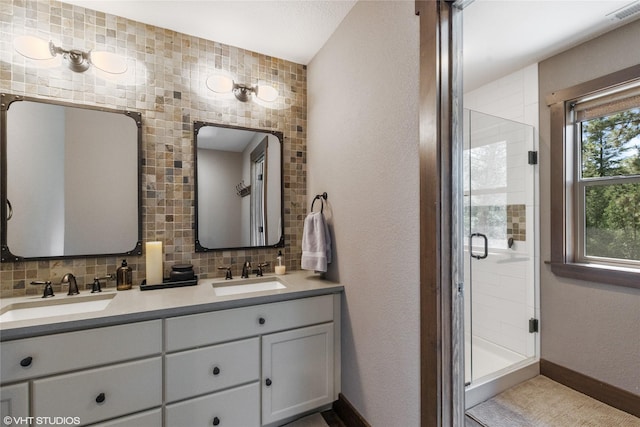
<box><xmin>310</xmin><ymin>192</ymin><xmax>328</xmax><ymax>213</ymax></box>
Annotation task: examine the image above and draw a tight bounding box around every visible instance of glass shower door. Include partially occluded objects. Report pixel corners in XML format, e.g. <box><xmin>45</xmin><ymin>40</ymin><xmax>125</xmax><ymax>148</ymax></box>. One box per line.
<box><xmin>464</xmin><ymin>109</ymin><xmax>536</xmax><ymax>385</ymax></box>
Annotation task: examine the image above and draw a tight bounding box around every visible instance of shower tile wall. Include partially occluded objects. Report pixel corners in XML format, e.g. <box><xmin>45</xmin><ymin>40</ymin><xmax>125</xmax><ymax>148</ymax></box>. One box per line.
<box><xmin>0</xmin><ymin>0</ymin><xmax>307</xmax><ymax>297</ymax></box>
<box><xmin>464</xmin><ymin>64</ymin><xmax>539</xmax><ymax>361</ymax></box>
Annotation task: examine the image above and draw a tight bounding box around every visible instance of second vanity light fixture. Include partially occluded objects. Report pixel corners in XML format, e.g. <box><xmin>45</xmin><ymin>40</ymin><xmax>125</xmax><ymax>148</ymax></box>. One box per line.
<box><xmin>206</xmin><ymin>74</ymin><xmax>278</xmax><ymax>103</ymax></box>
<box><xmin>13</xmin><ymin>35</ymin><xmax>128</xmax><ymax>74</ymax></box>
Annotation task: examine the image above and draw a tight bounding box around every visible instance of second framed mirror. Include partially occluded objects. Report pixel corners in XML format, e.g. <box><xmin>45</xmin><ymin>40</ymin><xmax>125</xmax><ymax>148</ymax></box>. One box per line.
<box><xmin>194</xmin><ymin>122</ymin><xmax>284</xmax><ymax>251</ymax></box>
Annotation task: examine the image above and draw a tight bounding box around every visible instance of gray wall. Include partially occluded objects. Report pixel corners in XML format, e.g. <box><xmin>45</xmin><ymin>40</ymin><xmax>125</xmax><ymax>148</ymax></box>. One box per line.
<box><xmin>307</xmin><ymin>2</ymin><xmax>420</xmax><ymax>425</ymax></box>
<box><xmin>539</xmin><ymin>19</ymin><xmax>640</xmax><ymax>395</ymax></box>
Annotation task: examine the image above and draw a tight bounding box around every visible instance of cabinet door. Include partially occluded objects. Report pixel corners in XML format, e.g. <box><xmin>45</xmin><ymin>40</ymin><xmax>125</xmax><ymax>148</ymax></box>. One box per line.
<box><xmin>262</xmin><ymin>323</ymin><xmax>334</xmax><ymax>425</ymax></box>
<box><xmin>0</xmin><ymin>383</ymin><xmax>29</xmax><ymax>425</ymax></box>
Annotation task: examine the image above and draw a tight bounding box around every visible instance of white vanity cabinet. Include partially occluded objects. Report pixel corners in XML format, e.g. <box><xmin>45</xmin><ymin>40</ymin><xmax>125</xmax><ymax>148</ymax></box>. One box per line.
<box><xmin>164</xmin><ymin>294</ymin><xmax>340</xmax><ymax>427</ymax></box>
<box><xmin>0</xmin><ymin>290</ymin><xmax>341</xmax><ymax>427</ymax></box>
<box><xmin>0</xmin><ymin>320</ymin><xmax>162</xmax><ymax>426</ymax></box>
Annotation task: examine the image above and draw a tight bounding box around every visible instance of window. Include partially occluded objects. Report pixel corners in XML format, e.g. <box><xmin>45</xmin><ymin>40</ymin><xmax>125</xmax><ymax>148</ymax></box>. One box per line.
<box><xmin>576</xmin><ymin>93</ymin><xmax>640</xmax><ymax>266</ymax></box>
<box><xmin>548</xmin><ymin>65</ymin><xmax>640</xmax><ymax>289</ymax></box>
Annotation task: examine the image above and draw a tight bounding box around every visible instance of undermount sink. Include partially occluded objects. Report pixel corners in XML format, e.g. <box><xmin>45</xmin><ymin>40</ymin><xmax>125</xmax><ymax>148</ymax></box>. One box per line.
<box><xmin>0</xmin><ymin>293</ymin><xmax>115</xmax><ymax>323</ymax></box>
<box><xmin>212</xmin><ymin>279</ymin><xmax>286</xmax><ymax>296</ymax></box>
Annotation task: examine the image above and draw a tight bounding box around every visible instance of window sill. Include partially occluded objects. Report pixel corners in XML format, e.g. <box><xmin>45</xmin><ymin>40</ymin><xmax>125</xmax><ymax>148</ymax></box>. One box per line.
<box><xmin>549</xmin><ymin>261</ymin><xmax>640</xmax><ymax>289</ymax></box>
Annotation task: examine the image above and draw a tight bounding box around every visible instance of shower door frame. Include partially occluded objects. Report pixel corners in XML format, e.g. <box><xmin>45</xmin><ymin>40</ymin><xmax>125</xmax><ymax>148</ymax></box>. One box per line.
<box><xmin>463</xmin><ymin>110</ymin><xmax>538</xmax><ymax>388</ymax></box>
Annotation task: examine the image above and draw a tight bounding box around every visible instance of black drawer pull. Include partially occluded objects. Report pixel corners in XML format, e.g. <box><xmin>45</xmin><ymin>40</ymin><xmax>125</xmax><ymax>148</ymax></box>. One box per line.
<box><xmin>20</xmin><ymin>356</ymin><xmax>33</xmax><ymax>367</ymax></box>
<box><xmin>213</xmin><ymin>366</ymin><xmax>220</xmax><ymax>375</ymax></box>
<box><xmin>212</xmin><ymin>416</ymin><xmax>220</xmax><ymax>426</ymax></box>
<box><xmin>258</xmin><ymin>317</ymin><xmax>266</xmax><ymax>325</ymax></box>
<box><xmin>95</xmin><ymin>393</ymin><xmax>106</xmax><ymax>404</ymax></box>
<box><xmin>265</xmin><ymin>378</ymin><xmax>272</xmax><ymax>386</ymax></box>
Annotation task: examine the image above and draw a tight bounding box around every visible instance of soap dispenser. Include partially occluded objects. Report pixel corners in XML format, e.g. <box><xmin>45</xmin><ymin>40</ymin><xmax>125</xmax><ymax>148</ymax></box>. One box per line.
<box><xmin>116</xmin><ymin>259</ymin><xmax>133</xmax><ymax>290</ymax></box>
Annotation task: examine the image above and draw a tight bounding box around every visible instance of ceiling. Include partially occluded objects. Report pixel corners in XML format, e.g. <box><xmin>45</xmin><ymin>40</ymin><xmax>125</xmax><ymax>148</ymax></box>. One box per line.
<box><xmin>63</xmin><ymin>0</ymin><xmax>357</xmax><ymax>65</ymax></box>
<box><xmin>63</xmin><ymin>0</ymin><xmax>640</xmax><ymax>90</ymax></box>
<box><xmin>463</xmin><ymin>0</ymin><xmax>640</xmax><ymax>90</ymax></box>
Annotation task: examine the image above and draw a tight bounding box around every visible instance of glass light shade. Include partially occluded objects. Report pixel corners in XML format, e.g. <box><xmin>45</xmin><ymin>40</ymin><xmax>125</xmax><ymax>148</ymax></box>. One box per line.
<box><xmin>91</xmin><ymin>51</ymin><xmax>128</xmax><ymax>74</ymax></box>
<box><xmin>14</xmin><ymin>35</ymin><xmax>54</xmax><ymax>60</ymax></box>
<box><xmin>256</xmin><ymin>84</ymin><xmax>278</xmax><ymax>102</ymax></box>
<box><xmin>206</xmin><ymin>74</ymin><xmax>234</xmax><ymax>93</ymax></box>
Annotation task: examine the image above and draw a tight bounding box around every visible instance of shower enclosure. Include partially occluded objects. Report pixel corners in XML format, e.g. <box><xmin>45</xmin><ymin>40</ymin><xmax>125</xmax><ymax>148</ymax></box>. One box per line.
<box><xmin>463</xmin><ymin>109</ymin><xmax>538</xmax><ymax>402</ymax></box>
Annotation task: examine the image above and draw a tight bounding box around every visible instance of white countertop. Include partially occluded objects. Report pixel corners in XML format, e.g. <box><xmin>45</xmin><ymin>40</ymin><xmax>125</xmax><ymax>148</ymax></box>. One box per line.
<box><xmin>0</xmin><ymin>271</ymin><xmax>343</xmax><ymax>341</ymax></box>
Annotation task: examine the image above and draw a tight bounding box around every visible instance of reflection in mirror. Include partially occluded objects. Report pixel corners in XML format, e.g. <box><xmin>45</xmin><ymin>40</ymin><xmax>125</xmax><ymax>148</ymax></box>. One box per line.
<box><xmin>194</xmin><ymin>122</ymin><xmax>284</xmax><ymax>251</ymax></box>
<box><xmin>0</xmin><ymin>94</ymin><xmax>142</xmax><ymax>261</ymax></box>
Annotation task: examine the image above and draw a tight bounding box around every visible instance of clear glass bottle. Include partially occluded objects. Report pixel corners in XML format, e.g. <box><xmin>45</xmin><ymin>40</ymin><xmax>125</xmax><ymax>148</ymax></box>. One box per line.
<box><xmin>116</xmin><ymin>259</ymin><xmax>133</xmax><ymax>290</ymax></box>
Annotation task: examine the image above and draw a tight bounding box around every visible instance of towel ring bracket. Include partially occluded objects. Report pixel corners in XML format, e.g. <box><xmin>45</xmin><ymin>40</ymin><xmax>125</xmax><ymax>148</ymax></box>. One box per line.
<box><xmin>310</xmin><ymin>192</ymin><xmax>328</xmax><ymax>213</ymax></box>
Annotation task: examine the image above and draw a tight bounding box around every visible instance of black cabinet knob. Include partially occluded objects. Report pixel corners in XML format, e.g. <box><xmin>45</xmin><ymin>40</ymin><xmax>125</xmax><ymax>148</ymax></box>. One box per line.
<box><xmin>258</xmin><ymin>317</ymin><xmax>266</xmax><ymax>325</ymax></box>
<box><xmin>213</xmin><ymin>366</ymin><xmax>220</xmax><ymax>375</ymax></box>
<box><xmin>20</xmin><ymin>356</ymin><xmax>33</xmax><ymax>367</ymax></box>
<box><xmin>265</xmin><ymin>378</ymin><xmax>272</xmax><ymax>386</ymax></box>
<box><xmin>95</xmin><ymin>393</ymin><xmax>106</xmax><ymax>404</ymax></box>
<box><xmin>212</xmin><ymin>416</ymin><xmax>220</xmax><ymax>426</ymax></box>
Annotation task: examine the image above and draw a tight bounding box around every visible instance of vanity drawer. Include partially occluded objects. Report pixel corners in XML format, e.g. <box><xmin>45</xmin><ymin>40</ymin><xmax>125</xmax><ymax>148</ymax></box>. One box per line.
<box><xmin>90</xmin><ymin>408</ymin><xmax>162</xmax><ymax>427</ymax></box>
<box><xmin>32</xmin><ymin>357</ymin><xmax>162</xmax><ymax>426</ymax></box>
<box><xmin>165</xmin><ymin>295</ymin><xmax>334</xmax><ymax>351</ymax></box>
<box><xmin>165</xmin><ymin>382</ymin><xmax>260</xmax><ymax>427</ymax></box>
<box><xmin>0</xmin><ymin>320</ymin><xmax>162</xmax><ymax>384</ymax></box>
<box><xmin>165</xmin><ymin>337</ymin><xmax>259</xmax><ymax>402</ymax></box>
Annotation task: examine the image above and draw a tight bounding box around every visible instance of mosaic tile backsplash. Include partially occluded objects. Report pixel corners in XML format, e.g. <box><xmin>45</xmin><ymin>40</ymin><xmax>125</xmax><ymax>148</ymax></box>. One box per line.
<box><xmin>506</xmin><ymin>204</ymin><xmax>526</xmax><ymax>242</ymax></box>
<box><xmin>0</xmin><ymin>0</ymin><xmax>308</xmax><ymax>297</ymax></box>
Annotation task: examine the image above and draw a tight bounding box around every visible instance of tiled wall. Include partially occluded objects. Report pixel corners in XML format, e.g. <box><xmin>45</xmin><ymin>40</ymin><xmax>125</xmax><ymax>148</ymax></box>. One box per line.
<box><xmin>0</xmin><ymin>0</ymin><xmax>307</xmax><ymax>297</ymax></box>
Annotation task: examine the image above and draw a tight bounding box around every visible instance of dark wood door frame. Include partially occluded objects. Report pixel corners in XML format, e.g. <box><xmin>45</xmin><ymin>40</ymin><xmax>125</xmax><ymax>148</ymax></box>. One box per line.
<box><xmin>415</xmin><ymin>1</ymin><xmax>465</xmax><ymax>425</ymax></box>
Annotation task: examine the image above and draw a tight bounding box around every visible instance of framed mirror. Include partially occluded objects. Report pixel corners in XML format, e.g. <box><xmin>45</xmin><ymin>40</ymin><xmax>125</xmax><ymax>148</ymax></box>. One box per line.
<box><xmin>194</xmin><ymin>121</ymin><xmax>284</xmax><ymax>251</ymax></box>
<box><xmin>0</xmin><ymin>93</ymin><xmax>142</xmax><ymax>262</ymax></box>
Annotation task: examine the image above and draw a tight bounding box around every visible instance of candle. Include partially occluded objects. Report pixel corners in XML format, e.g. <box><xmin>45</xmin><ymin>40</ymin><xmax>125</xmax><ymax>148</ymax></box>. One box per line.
<box><xmin>145</xmin><ymin>241</ymin><xmax>163</xmax><ymax>285</ymax></box>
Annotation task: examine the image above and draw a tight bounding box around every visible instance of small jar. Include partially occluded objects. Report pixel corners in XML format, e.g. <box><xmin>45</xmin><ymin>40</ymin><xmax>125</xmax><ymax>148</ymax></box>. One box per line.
<box><xmin>116</xmin><ymin>259</ymin><xmax>133</xmax><ymax>290</ymax></box>
<box><xmin>170</xmin><ymin>264</ymin><xmax>194</xmax><ymax>282</ymax></box>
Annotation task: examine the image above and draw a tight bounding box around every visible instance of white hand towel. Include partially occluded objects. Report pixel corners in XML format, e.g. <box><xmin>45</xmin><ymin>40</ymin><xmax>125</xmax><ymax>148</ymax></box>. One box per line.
<box><xmin>301</xmin><ymin>212</ymin><xmax>332</xmax><ymax>272</ymax></box>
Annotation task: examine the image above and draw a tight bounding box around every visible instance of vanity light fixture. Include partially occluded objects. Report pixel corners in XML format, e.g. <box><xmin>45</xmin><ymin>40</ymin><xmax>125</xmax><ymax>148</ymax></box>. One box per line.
<box><xmin>13</xmin><ymin>35</ymin><xmax>128</xmax><ymax>74</ymax></box>
<box><xmin>206</xmin><ymin>74</ymin><xmax>279</xmax><ymax>103</ymax></box>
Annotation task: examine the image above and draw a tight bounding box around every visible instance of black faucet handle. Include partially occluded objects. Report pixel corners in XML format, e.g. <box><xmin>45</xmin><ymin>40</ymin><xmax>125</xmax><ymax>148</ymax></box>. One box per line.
<box><xmin>256</xmin><ymin>263</ymin><xmax>270</xmax><ymax>277</ymax></box>
<box><xmin>218</xmin><ymin>266</ymin><xmax>233</xmax><ymax>280</ymax></box>
<box><xmin>90</xmin><ymin>275</ymin><xmax>113</xmax><ymax>293</ymax></box>
<box><xmin>30</xmin><ymin>280</ymin><xmax>54</xmax><ymax>298</ymax></box>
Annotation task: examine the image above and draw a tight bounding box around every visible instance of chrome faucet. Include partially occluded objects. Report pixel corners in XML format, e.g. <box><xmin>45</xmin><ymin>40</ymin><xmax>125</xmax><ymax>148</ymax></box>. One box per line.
<box><xmin>61</xmin><ymin>273</ymin><xmax>79</xmax><ymax>295</ymax></box>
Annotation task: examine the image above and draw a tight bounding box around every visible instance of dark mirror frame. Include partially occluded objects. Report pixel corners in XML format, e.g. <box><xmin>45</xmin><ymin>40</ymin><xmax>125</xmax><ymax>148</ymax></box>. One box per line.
<box><xmin>193</xmin><ymin>121</ymin><xmax>285</xmax><ymax>252</ymax></box>
<box><xmin>0</xmin><ymin>93</ymin><xmax>143</xmax><ymax>262</ymax></box>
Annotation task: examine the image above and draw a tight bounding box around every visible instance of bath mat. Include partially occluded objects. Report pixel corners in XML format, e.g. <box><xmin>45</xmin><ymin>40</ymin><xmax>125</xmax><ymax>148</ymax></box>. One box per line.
<box><xmin>467</xmin><ymin>375</ymin><xmax>640</xmax><ymax>427</ymax></box>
